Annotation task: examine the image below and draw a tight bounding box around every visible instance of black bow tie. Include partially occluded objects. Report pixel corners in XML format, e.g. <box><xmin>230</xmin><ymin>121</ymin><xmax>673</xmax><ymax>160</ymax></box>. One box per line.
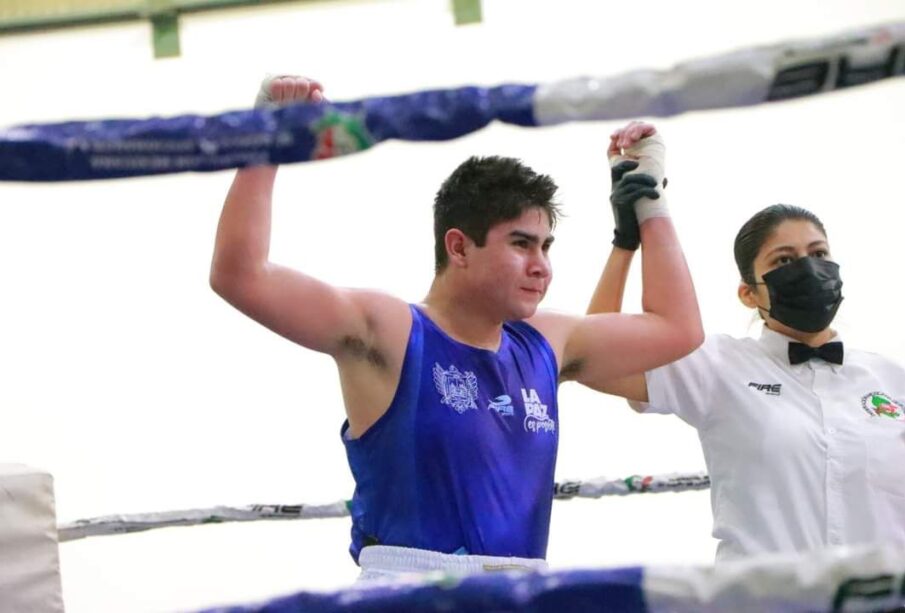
<box><xmin>788</xmin><ymin>341</ymin><xmax>844</xmax><ymax>365</ymax></box>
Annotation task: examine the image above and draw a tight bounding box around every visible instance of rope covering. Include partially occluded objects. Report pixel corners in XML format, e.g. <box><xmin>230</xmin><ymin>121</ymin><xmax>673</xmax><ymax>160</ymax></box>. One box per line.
<box><xmin>58</xmin><ymin>472</ymin><xmax>709</xmax><ymax>542</ymax></box>
<box><xmin>196</xmin><ymin>545</ymin><xmax>905</xmax><ymax>612</ymax></box>
<box><xmin>1</xmin><ymin>22</ymin><xmax>902</xmax><ymax>182</ymax></box>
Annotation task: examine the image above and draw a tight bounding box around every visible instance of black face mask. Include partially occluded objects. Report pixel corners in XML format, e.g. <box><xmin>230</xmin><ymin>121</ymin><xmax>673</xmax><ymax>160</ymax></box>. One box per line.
<box><xmin>755</xmin><ymin>257</ymin><xmax>844</xmax><ymax>333</ymax></box>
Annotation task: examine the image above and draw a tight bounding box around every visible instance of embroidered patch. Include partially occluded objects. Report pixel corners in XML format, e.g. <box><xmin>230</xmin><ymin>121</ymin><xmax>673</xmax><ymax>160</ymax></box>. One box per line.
<box><xmin>860</xmin><ymin>391</ymin><xmax>905</xmax><ymax>421</ymax></box>
<box><xmin>433</xmin><ymin>363</ymin><xmax>479</xmax><ymax>414</ymax></box>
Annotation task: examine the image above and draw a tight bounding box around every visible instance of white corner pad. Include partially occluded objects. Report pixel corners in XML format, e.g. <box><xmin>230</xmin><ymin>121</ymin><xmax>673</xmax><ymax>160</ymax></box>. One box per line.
<box><xmin>0</xmin><ymin>464</ymin><xmax>64</xmax><ymax>612</ymax></box>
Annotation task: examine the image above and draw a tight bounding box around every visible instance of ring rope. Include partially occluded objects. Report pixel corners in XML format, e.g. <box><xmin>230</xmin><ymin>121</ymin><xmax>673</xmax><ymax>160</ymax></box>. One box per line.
<box><xmin>194</xmin><ymin>544</ymin><xmax>905</xmax><ymax>613</ymax></box>
<box><xmin>57</xmin><ymin>471</ymin><xmax>709</xmax><ymax>542</ymax></box>
<box><xmin>1</xmin><ymin>22</ymin><xmax>902</xmax><ymax>182</ymax></box>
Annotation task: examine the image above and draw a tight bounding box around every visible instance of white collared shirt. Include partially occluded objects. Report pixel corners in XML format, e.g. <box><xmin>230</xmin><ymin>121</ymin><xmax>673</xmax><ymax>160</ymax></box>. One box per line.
<box><xmin>642</xmin><ymin>326</ymin><xmax>905</xmax><ymax>561</ymax></box>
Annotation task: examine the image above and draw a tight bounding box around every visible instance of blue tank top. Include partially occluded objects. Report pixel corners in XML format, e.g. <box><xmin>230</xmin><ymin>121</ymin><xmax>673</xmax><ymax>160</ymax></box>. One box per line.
<box><xmin>342</xmin><ymin>305</ymin><xmax>560</xmax><ymax>563</ymax></box>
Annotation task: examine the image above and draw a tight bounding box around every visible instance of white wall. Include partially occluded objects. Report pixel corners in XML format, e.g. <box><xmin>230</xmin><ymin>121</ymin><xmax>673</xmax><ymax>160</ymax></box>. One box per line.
<box><xmin>1</xmin><ymin>1</ymin><xmax>904</xmax><ymax>611</ymax></box>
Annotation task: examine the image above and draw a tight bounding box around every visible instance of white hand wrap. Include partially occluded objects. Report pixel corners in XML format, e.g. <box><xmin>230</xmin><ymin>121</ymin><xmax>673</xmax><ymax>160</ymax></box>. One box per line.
<box><xmin>254</xmin><ymin>74</ymin><xmax>285</xmax><ymax>109</ymax></box>
<box><xmin>616</xmin><ymin>132</ymin><xmax>669</xmax><ymax>224</ymax></box>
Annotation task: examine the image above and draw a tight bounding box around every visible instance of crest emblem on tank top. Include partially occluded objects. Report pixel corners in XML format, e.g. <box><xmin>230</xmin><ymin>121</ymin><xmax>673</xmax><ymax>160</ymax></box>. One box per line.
<box><xmin>861</xmin><ymin>392</ymin><xmax>905</xmax><ymax>421</ymax></box>
<box><xmin>433</xmin><ymin>363</ymin><xmax>479</xmax><ymax>414</ymax></box>
<box><xmin>522</xmin><ymin>388</ymin><xmax>555</xmax><ymax>433</ymax></box>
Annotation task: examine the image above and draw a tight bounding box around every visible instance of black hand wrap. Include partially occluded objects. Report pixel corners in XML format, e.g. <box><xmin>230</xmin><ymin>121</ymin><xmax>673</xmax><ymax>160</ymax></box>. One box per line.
<box><xmin>609</xmin><ymin>161</ymin><xmax>660</xmax><ymax>251</ymax></box>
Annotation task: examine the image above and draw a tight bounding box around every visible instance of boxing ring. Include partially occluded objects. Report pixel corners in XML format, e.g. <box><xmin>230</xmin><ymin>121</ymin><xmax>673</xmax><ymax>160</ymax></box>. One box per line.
<box><xmin>196</xmin><ymin>546</ymin><xmax>905</xmax><ymax>613</ymax></box>
<box><xmin>3</xmin><ymin>22</ymin><xmax>904</xmax><ymax>182</ymax></box>
<box><xmin>56</xmin><ymin>472</ymin><xmax>905</xmax><ymax>612</ymax></box>
<box><xmin>3</xmin><ymin>20</ymin><xmax>905</xmax><ymax>613</ymax></box>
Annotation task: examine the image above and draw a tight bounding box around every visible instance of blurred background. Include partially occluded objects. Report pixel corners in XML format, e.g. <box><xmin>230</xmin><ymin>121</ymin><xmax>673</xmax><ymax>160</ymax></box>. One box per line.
<box><xmin>1</xmin><ymin>1</ymin><xmax>903</xmax><ymax>610</ymax></box>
